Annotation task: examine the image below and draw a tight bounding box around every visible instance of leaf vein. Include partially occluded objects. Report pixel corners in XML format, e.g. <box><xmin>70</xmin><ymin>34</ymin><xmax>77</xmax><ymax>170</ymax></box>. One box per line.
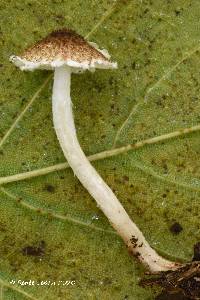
<box><xmin>132</xmin><ymin>160</ymin><xmax>200</xmax><ymax>192</ymax></box>
<box><xmin>0</xmin><ymin>75</ymin><xmax>52</xmax><ymax>149</ymax></box>
<box><xmin>113</xmin><ymin>43</ymin><xmax>200</xmax><ymax>146</ymax></box>
<box><xmin>0</xmin><ymin>187</ymin><xmax>116</xmax><ymax>235</ymax></box>
<box><xmin>0</xmin><ymin>277</ymin><xmax>38</xmax><ymax>300</ymax></box>
<box><xmin>1</xmin><ymin>123</ymin><xmax>200</xmax><ymax>186</ymax></box>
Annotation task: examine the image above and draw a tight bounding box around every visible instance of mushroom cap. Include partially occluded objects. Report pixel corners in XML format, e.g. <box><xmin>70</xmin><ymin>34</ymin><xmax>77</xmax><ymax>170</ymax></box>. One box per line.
<box><xmin>10</xmin><ymin>29</ymin><xmax>117</xmax><ymax>72</ymax></box>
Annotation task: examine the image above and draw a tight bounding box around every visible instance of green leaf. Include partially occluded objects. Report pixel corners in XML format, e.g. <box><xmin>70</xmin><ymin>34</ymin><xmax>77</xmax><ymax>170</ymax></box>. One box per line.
<box><xmin>1</xmin><ymin>0</ymin><xmax>200</xmax><ymax>299</ymax></box>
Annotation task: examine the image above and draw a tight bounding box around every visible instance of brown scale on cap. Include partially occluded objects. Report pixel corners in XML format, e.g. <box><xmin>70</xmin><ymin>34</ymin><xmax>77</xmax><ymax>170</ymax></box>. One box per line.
<box><xmin>21</xmin><ymin>29</ymin><xmax>109</xmax><ymax>63</ymax></box>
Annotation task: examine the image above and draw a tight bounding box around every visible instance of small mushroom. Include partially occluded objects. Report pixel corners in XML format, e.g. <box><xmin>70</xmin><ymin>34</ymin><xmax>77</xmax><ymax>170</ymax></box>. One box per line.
<box><xmin>10</xmin><ymin>29</ymin><xmax>178</xmax><ymax>273</ymax></box>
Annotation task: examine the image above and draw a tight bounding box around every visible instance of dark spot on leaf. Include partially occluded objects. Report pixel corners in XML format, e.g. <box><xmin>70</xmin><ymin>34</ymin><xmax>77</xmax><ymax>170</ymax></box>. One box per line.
<box><xmin>45</xmin><ymin>184</ymin><xmax>55</xmax><ymax>193</ymax></box>
<box><xmin>131</xmin><ymin>62</ymin><xmax>136</xmax><ymax>69</ymax></box>
<box><xmin>110</xmin><ymin>104</ymin><xmax>115</xmax><ymax>109</ymax></box>
<box><xmin>175</xmin><ymin>9</ymin><xmax>181</xmax><ymax>16</ymax></box>
<box><xmin>22</xmin><ymin>240</ymin><xmax>46</xmax><ymax>257</ymax></box>
<box><xmin>170</xmin><ymin>222</ymin><xmax>183</xmax><ymax>234</ymax></box>
<box><xmin>20</xmin><ymin>98</ymin><xmax>26</xmax><ymax>107</ymax></box>
<box><xmin>16</xmin><ymin>197</ymin><xmax>22</xmax><ymax>203</ymax></box>
<box><xmin>123</xmin><ymin>175</ymin><xmax>129</xmax><ymax>182</ymax></box>
<box><xmin>109</xmin><ymin>77</ymin><xmax>114</xmax><ymax>85</ymax></box>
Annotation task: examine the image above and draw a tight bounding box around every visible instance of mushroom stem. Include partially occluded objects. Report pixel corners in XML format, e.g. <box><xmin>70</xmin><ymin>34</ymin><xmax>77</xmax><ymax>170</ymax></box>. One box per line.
<box><xmin>52</xmin><ymin>66</ymin><xmax>179</xmax><ymax>273</ymax></box>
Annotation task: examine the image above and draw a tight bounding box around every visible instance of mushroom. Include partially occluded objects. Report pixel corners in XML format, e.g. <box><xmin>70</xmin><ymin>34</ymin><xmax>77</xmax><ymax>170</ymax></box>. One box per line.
<box><xmin>10</xmin><ymin>29</ymin><xmax>178</xmax><ymax>273</ymax></box>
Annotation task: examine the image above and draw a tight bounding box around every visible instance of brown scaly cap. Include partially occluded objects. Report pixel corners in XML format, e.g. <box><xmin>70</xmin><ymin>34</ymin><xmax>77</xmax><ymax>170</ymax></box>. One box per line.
<box><xmin>10</xmin><ymin>29</ymin><xmax>117</xmax><ymax>71</ymax></box>
<box><xmin>23</xmin><ymin>29</ymin><xmax>108</xmax><ymax>62</ymax></box>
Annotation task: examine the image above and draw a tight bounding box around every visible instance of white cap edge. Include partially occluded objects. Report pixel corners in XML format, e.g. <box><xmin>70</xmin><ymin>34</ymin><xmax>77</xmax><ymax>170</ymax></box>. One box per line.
<box><xmin>9</xmin><ymin>55</ymin><xmax>118</xmax><ymax>72</ymax></box>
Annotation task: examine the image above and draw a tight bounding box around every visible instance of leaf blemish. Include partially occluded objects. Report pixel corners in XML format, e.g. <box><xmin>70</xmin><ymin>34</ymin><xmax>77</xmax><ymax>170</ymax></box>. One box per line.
<box><xmin>22</xmin><ymin>240</ymin><xmax>46</xmax><ymax>257</ymax></box>
<box><xmin>170</xmin><ymin>222</ymin><xmax>183</xmax><ymax>235</ymax></box>
<box><xmin>44</xmin><ymin>184</ymin><xmax>55</xmax><ymax>193</ymax></box>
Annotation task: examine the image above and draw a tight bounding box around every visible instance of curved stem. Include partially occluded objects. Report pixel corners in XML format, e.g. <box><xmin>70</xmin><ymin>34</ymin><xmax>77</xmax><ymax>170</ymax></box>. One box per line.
<box><xmin>52</xmin><ymin>66</ymin><xmax>179</xmax><ymax>273</ymax></box>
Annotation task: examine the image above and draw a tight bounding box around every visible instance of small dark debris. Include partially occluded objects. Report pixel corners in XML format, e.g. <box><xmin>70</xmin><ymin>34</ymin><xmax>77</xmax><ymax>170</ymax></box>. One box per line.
<box><xmin>130</xmin><ymin>236</ymin><xmax>138</xmax><ymax>247</ymax></box>
<box><xmin>123</xmin><ymin>175</ymin><xmax>129</xmax><ymax>182</ymax></box>
<box><xmin>155</xmin><ymin>290</ymin><xmax>190</xmax><ymax>300</ymax></box>
<box><xmin>134</xmin><ymin>252</ymin><xmax>141</xmax><ymax>258</ymax></box>
<box><xmin>175</xmin><ymin>9</ymin><xmax>181</xmax><ymax>16</ymax></box>
<box><xmin>109</xmin><ymin>76</ymin><xmax>114</xmax><ymax>85</ymax></box>
<box><xmin>179</xmin><ymin>271</ymin><xmax>200</xmax><ymax>299</ymax></box>
<box><xmin>22</xmin><ymin>240</ymin><xmax>46</xmax><ymax>257</ymax></box>
<box><xmin>141</xmin><ymin>262</ymin><xmax>200</xmax><ymax>300</ymax></box>
<box><xmin>110</xmin><ymin>104</ymin><xmax>115</xmax><ymax>109</ymax></box>
<box><xmin>155</xmin><ymin>99</ymin><xmax>164</xmax><ymax>107</ymax></box>
<box><xmin>20</xmin><ymin>97</ymin><xmax>26</xmax><ymax>106</ymax></box>
<box><xmin>45</xmin><ymin>184</ymin><xmax>55</xmax><ymax>193</ymax></box>
<box><xmin>170</xmin><ymin>222</ymin><xmax>183</xmax><ymax>234</ymax></box>
<box><xmin>193</xmin><ymin>242</ymin><xmax>200</xmax><ymax>261</ymax></box>
<box><xmin>16</xmin><ymin>197</ymin><xmax>22</xmax><ymax>203</ymax></box>
<box><xmin>131</xmin><ymin>62</ymin><xmax>136</xmax><ymax>69</ymax></box>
